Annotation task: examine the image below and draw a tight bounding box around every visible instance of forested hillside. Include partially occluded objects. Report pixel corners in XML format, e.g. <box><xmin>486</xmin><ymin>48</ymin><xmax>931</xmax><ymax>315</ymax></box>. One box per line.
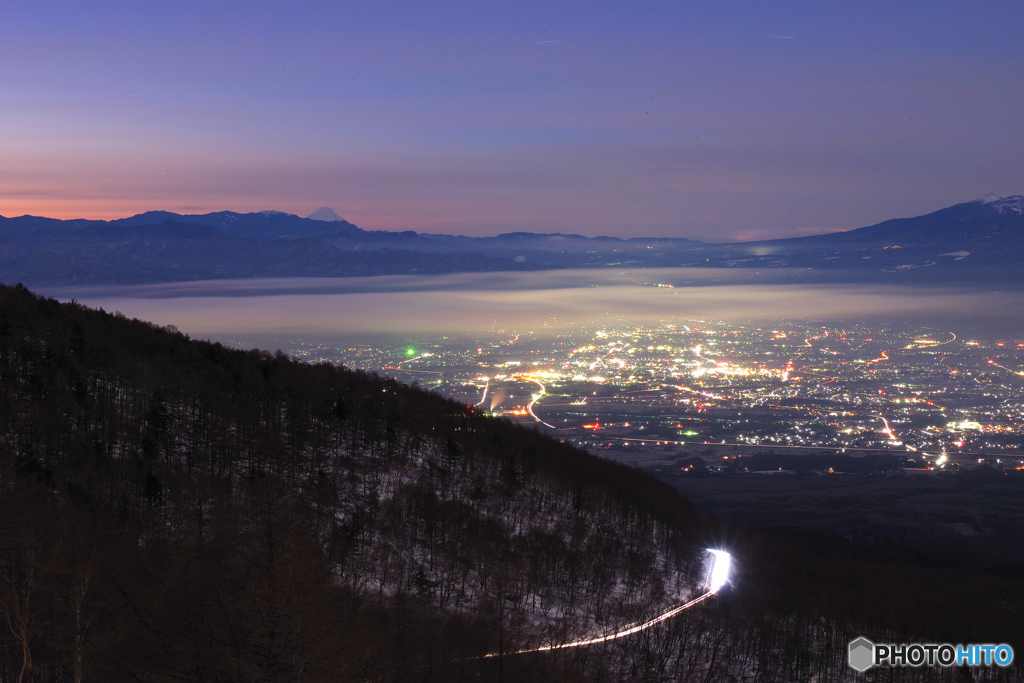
<box><xmin>0</xmin><ymin>283</ymin><xmax>705</xmax><ymax>681</ymax></box>
<box><xmin>1</xmin><ymin>284</ymin><xmax>1022</xmax><ymax>683</ymax></box>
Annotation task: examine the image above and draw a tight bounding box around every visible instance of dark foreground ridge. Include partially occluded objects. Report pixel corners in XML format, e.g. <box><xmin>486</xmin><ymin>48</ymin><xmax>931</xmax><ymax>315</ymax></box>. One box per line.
<box><xmin>0</xmin><ymin>283</ymin><xmax>706</xmax><ymax>681</ymax></box>
<box><xmin>0</xmin><ymin>284</ymin><xmax>1021</xmax><ymax>682</ymax></box>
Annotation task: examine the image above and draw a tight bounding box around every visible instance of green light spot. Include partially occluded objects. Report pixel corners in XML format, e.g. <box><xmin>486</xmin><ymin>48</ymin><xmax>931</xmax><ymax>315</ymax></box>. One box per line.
<box><xmin>406</xmin><ymin>349</ymin><xmax>416</xmax><ymax>356</ymax></box>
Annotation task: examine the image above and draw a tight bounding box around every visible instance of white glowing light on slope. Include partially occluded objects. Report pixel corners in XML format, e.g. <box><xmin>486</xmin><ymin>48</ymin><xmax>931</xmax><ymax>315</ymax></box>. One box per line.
<box><xmin>706</xmin><ymin>549</ymin><xmax>732</xmax><ymax>593</ymax></box>
<box><xmin>486</xmin><ymin>548</ymin><xmax>732</xmax><ymax>658</ymax></box>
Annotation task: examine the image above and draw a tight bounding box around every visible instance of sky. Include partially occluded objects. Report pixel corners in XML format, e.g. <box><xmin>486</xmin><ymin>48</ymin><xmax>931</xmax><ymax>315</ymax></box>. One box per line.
<box><xmin>2</xmin><ymin>1</ymin><xmax>1023</xmax><ymax>240</ymax></box>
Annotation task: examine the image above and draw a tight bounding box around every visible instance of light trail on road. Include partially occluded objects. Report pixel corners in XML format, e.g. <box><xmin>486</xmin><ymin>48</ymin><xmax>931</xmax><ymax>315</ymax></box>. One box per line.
<box><xmin>521</xmin><ymin>376</ymin><xmax>558</xmax><ymax>429</ymax></box>
<box><xmin>990</xmin><ymin>361</ymin><xmax>1024</xmax><ymax>377</ymax></box>
<box><xmin>694</xmin><ymin>346</ymin><xmax>729</xmax><ymax>370</ymax></box>
<box><xmin>486</xmin><ymin>549</ymin><xmax>732</xmax><ymax>658</ymax></box>
<box><xmin>869</xmin><ymin>413</ymin><xmax>948</xmax><ymax>466</ymax></box>
<box><xmin>666</xmin><ymin>384</ymin><xmax>727</xmax><ymax>401</ymax></box>
<box><xmin>795</xmin><ymin>365</ymin><xmax>837</xmax><ymax>384</ymax></box>
<box><xmin>476</xmin><ymin>378</ymin><xmax>490</xmax><ymax>407</ymax></box>
<box><xmin>866</xmin><ymin>350</ymin><xmax>890</xmax><ymax>364</ymax></box>
<box><xmin>600</xmin><ymin>435</ymin><xmax>906</xmax><ymax>452</ymax></box>
<box><xmin>874</xmin><ymin>414</ymin><xmax>898</xmax><ymax>443</ymax></box>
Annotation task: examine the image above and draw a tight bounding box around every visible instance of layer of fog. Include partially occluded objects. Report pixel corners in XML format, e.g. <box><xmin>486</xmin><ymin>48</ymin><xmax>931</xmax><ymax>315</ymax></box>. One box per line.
<box><xmin>41</xmin><ymin>268</ymin><xmax>1023</xmax><ymax>342</ymax></box>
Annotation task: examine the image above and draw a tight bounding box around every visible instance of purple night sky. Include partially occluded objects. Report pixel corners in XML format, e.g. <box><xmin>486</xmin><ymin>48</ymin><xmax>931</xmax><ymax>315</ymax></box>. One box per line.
<box><xmin>2</xmin><ymin>1</ymin><xmax>1022</xmax><ymax>240</ymax></box>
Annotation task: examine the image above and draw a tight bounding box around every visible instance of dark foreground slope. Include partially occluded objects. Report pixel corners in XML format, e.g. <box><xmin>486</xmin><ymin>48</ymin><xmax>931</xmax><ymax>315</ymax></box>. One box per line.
<box><xmin>1</xmin><ymin>285</ymin><xmax>1022</xmax><ymax>683</ymax></box>
<box><xmin>0</xmin><ymin>283</ymin><xmax>706</xmax><ymax>682</ymax></box>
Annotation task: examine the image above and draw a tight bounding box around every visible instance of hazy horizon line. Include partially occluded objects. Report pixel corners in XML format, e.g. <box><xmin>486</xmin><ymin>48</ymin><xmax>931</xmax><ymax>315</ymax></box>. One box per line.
<box><xmin>2</xmin><ymin>193</ymin><xmax>1004</xmax><ymax>244</ymax></box>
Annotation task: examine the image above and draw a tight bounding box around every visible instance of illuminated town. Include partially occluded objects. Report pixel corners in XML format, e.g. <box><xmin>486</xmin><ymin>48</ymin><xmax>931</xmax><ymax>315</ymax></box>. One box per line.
<box><xmin>282</xmin><ymin>321</ymin><xmax>1024</xmax><ymax>473</ymax></box>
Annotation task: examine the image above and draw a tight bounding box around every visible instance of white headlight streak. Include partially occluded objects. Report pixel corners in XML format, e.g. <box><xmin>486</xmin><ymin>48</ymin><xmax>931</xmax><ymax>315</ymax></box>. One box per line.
<box><xmin>487</xmin><ymin>548</ymin><xmax>733</xmax><ymax>657</ymax></box>
<box><xmin>706</xmin><ymin>548</ymin><xmax>732</xmax><ymax>593</ymax></box>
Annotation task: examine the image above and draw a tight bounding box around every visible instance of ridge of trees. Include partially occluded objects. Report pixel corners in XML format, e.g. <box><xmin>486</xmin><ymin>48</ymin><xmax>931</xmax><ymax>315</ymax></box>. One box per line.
<box><xmin>0</xmin><ymin>283</ymin><xmax>704</xmax><ymax>681</ymax></box>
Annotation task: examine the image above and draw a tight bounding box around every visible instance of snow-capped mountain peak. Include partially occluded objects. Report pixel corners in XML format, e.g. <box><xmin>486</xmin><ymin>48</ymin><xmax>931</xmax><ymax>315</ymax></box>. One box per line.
<box><xmin>306</xmin><ymin>207</ymin><xmax>346</xmax><ymax>222</ymax></box>
<box><xmin>975</xmin><ymin>194</ymin><xmax>1024</xmax><ymax>215</ymax></box>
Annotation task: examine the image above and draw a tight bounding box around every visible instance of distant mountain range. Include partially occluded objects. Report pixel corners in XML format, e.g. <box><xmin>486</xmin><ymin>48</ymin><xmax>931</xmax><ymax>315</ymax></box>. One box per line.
<box><xmin>1</xmin><ymin>195</ymin><xmax>1022</xmax><ymax>286</ymax></box>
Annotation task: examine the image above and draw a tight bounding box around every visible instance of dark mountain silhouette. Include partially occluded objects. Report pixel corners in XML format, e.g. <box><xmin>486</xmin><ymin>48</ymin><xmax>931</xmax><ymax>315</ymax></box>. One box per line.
<box><xmin>705</xmin><ymin>194</ymin><xmax>1024</xmax><ymax>281</ymax></box>
<box><xmin>1</xmin><ymin>196</ymin><xmax>1023</xmax><ymax>285</ymax></box>
<box><xmin>110</xmin><ymin>209</ymin><xmax>362</xmax><ymax>239</ymax></box>
<box><xmin>0</xmin><ymin>218</ymin><xmax>539</xmax><ymax>286</ymax></box>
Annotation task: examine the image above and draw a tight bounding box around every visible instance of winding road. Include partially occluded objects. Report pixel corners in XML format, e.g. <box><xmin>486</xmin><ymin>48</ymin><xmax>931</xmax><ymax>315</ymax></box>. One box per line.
<box><xmin>487</xmin><ymin>549</ymin><xmax>732</xmax><ymax>658</ymax></box>
<box><xmin>521</xmin><ymin>376</ymin><xmax>558</xmax><ymax>429</ymax></box>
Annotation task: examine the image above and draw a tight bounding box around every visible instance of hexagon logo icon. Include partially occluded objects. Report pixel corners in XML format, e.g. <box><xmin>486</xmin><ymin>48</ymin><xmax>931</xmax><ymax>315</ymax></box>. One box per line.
<box><xmin>848</xmin><ymin>637</ymin><xmax>875</xmax><ymax>672</ymax></box>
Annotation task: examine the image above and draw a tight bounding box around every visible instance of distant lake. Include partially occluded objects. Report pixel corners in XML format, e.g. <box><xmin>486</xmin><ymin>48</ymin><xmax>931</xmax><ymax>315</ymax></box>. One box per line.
<box><xmin>40</xmin><ymin>268</ymin><xmax>1024</xmax><ymax>346</ymax></box>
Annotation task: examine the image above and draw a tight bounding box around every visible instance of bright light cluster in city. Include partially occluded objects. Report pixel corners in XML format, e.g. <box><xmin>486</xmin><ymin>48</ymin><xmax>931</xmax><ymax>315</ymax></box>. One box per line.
<box><xmin>285</xmin><ymin>320</ymin><xmax>1024</xmax><ymax>474</ymax></box>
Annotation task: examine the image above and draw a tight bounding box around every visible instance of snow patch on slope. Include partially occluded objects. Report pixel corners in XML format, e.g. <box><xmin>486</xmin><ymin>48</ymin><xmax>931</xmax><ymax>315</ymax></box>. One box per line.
<box><xmin>975</xmin><ymin>194</ymin><xmax>1024</xmax><ymax>214</ymax></box>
